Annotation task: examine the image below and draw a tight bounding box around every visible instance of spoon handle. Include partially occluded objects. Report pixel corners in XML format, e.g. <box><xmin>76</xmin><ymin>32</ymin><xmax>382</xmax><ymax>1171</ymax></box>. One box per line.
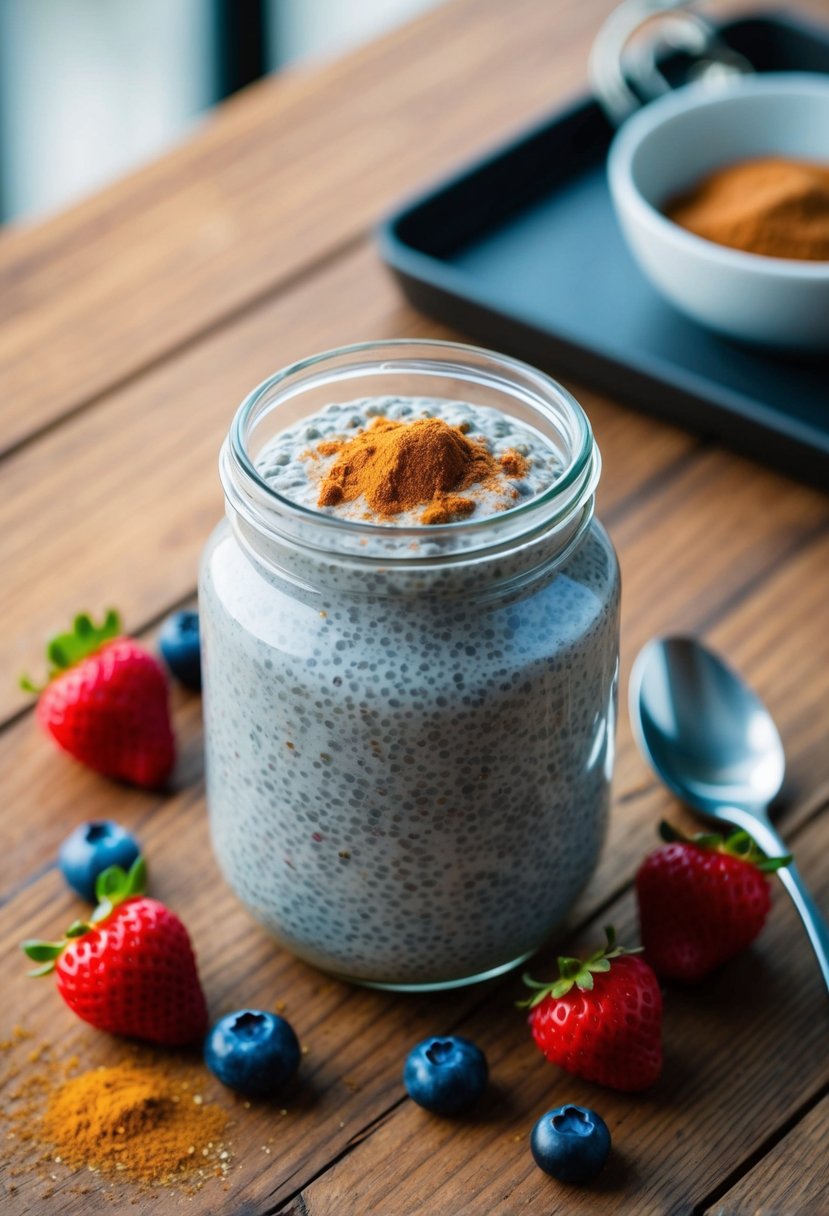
<box><xmin>776</xmin><ymin>864</ymin><xmax>829</xmax><ymax>994</ymax></box>
<box><xmin>720</xmin><ymin>807</ymin><xmax>829</xmax><ymax>995</ymax></box>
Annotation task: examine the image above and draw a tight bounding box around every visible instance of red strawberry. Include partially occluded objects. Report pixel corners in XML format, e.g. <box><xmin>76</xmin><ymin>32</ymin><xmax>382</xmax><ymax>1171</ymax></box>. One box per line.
<box><xmin>636</xmin><ymin>821</ymin><xmax>790</xmax><ymax>983</ymax></box>
<box><xmin>521</xmin><ymin>927</ymin><xmax>662</xmax><ymax>1092</ymax></box>
<box><xmin>22</xmin><ymin>858</ymin><xmax>207</xmax><ymax>1046</ymax></box>
<box><xmin>22</xmin><ymin>611</ymin><xmax>175</xmax><ymax>788</ymax></box>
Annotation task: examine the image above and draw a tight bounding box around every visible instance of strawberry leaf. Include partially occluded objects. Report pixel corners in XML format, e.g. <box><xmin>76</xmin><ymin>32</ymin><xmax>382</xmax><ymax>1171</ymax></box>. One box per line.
<box><xmin>65</xmin><ymin>920</ymin><xmax>91</xmax><ymax>939</ymax></box>
<box><xmin>21</xmin><ymin>609</ymin><xmax>123</xmax><ymax>689</ymax></box>
<box><xmin>47</xmin><ymin>610</ymin><xmax>121</xmax><ymax>676</ymax></box>
<box><xmin>20</xmin><ymin>609</ymin><xmax>122</xmax><ymax>691</ymax></box>
<box><xmin>756</xmin><ymin>853</ymin><xmax>792</xmax><ymax>873</ymax></box>
<box><xmin>90</xmin><ymin>854</ymin><xmax>146</xmax><ymax>924</ymax></box>
<box><xmin>659</xmin><ymin>820</ymin><xmax>791</xmax><ymax>872</ymax></box>
<box><xmin>27</xmin><ymin>961</ymin><xmax>58</xmax><ymax>978</ymax></box>
<box><xmin>21</xmin><ymin>940</ymin><xmax>64</xmax><ymax>962</ymax></box>
<box><xmin>22</xmin><ymin>937</ymin><xmax>66</xmax><ymax>976</ymax></box>
<box><xmin>124</xmin><ymin>856</ymin><xmax>147</xmax><ymax>897</ymax></box>
<box><xmin>47</xmin><ymin>638</ymin><xmax>73</xmax><ymax>670</ymax></box>
<box><xmin>90</xmin><ymin>899</ymin><xmax>113</xmax><ymax>925</ymax></box>
<box><xmin>95</xmin><ymin>865</ymin><xmax>128</xmax><ymax>902</ymax></box>
<box><xmin>520</xmin><ymin>975</ymin><xmax>550</xmax><ymax>991</ymax></box>
<box><xmin>74</xmin><ymin>613</ymin><xmax>95</xmax><ymax>640</ymax></box>
<box><xmin>518</xmin><ymin>926</ymin><xmax>642</xmax><ymax>1007</ymax></box>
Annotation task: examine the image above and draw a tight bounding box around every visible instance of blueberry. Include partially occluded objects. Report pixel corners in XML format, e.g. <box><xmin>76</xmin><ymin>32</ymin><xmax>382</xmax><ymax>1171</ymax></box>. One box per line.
<box><xmin>403</xmin><ymin>1035</ymin><xmax>488</xmax><ymax>1115</ymax></box>
<box><xmin>158</xmin><ymin>610</ymin><xmax>201</xmax><ymax>690</ymax></box>
<box><xmin>530</xmin><ymin>1105</ymin><xmax>611</xmax><ymax>1184</ymax></box>
<box><xmin>58</xmin><ymin>820</ymin><xmax>141</xmax><ymax>902</ymax></box>
<box><xmin>204</xmin><ymin>1010</ymin><xmax>300</xmax><ymax>1097</ymax></box>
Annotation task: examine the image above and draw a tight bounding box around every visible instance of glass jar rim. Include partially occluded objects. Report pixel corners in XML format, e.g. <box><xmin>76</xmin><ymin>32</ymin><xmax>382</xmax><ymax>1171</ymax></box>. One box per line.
<box><xmin>226</xmin><ymin>339</ymin><xmax>597</xmax><ymax>544</ymax></box>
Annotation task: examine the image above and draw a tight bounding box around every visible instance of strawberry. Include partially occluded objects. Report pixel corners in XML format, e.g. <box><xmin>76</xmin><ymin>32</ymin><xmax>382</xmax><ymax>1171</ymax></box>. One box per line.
<box><xmin>21</xmin><ymin>611</ymin><xmax>175</xmax><ymax>788</ymax></box>
<box><xmin>636</xmin><ymin>821</ymin><xmax>790</xmax><ymax>983</ymax></box>
<box><xmin>520</xmin><ymin>927</ymin><xmax>662</xmax><ymax>1092</ymax></box>
<box><xmin>22</xmin><ymin>858</ymin><xmax>208</xmax><ymax>1046</ymax></box>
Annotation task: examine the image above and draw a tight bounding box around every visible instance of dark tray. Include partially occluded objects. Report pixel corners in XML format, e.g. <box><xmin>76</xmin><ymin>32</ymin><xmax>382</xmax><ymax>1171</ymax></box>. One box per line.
<box><xmin>378</xmin><ymin>12</ymin><xmax>829</xmax><ymax>488</ymax></box>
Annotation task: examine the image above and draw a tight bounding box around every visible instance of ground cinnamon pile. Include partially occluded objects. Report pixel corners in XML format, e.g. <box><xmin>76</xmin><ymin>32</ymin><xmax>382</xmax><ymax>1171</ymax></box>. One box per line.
<box><xmin>40</xmin><ymin>1063</ymin><xmax>230</xmax><ymax>1184</ymax></box>
<box><xmin>666</xmin><ymin>157</ymin><xmax>829</xmax><ymax>260</ymax></box>
<box><xmin>2</xmin><ymin>1034</ymin><xmax>234</xmax><ymax>1197</ymax></box>
<box><xmin>313</xmin><ymin>416</ymin><xmax>525</xmax><ymax>524</ymax></box>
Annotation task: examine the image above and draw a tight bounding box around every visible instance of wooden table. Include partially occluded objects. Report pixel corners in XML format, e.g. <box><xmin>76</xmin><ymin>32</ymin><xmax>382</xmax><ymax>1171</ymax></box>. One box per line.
<box><xmin>1</xmin><ymin>1</ymin><xmax>828</xmax><ymax>1212</ymax></box>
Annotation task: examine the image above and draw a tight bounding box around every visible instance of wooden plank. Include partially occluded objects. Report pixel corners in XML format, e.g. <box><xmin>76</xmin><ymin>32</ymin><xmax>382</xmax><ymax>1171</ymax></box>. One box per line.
<box><xmin>0</xmin><ymin>0</ymin><xmax>621</xmax><ymax>454</ymax></box>
<box><xmin>3</xmin><ymin>4</ymin><xmax>829</xmax><ymax>1212</ymax></box>
<box><xmin>706</xmin><ymin>530</ymin><xmax>829</xmax><ymax>811</ymax></box>
<box><xmin>7</xmin><ymin>522</ymin><xmax>828</xmax><ymax>915</ymax></box>
<box><xmin>4</xmin><ymin>766</ymin><xmax>824</xmax><ymax>1213</ymax></box>
<box><xmin>0</xmin><ymin>660</ymin><xmax>203</xmax><ymax>904</ymax></box>
<box><xmin>701</xmin><ymin>1095</ymin><xmax>829</xmax><ymax>1215</ymax></box>
<box><xmin>1</xmin><ymin>0</ymin><xmax>823</xmax><ymax>456</ymax></box>
<box><xmin>571</xmin><ymin>528</ymin><xmax>829</xmax><ymax>925</ymax></box>
<box><xmin>3</xmin><ymin>496</ymin><xmax>826</xmax><ymax>1211</ymax></box>
<box><xmin>0</xmin><ymin>241</ymin><xmax>695</xmax><ymax>726</ymax></box>
<box><xmin>4</xmin><ymin>773</ymin><xmax>821</xmax><ymax>1211</ymax></box>
<box><xmin>0</xmin><ymin>784</ymin><xmax>481</xmax><ymax>1216</ymax></box>
<box><xmin>264</xmin><ymin>808</ymin><xmax>829</xmax><ymax>1216</ymax></box>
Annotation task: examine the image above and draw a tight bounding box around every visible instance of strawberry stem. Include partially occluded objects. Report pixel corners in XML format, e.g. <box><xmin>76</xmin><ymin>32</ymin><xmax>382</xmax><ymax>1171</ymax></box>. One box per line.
<box><xmin>517</xmin><ymin>926</ymin><xmax>642</xmax><ymax>1007</ymax></box>
<box><xmin>21</xmin><ymin>938</ymin><xmax>65</xmax><ymax>977</ymax></box>
<box><xmin>19</xmin><ymin>609</ymin><xmax>122</xmax><ymax>693</ymax></box>
<box><xmin>21</xmin><ymin>855</ymin><xmax>147</xmax><ymax>976</ymax></box>
<box><xmin>90</xmin><ymin>856</ymin><xmax>147</xmax><ymax>924</ymax></box>
<box><xmin>659</xmin><ymin>820</ymin><xmax>791</xmax><ymax>872</ymax></box>
<box><xmin>65</xmin><ymin>920</ymin><xmax>92</xmax><ymax>938</ymax></box>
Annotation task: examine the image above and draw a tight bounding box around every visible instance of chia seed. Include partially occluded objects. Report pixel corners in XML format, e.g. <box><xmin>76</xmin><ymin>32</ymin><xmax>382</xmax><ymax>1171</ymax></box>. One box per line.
<box><xmin>201</xmin><ymin>396</ymin><xmax>620</xmax><ymax>988</ymax></box>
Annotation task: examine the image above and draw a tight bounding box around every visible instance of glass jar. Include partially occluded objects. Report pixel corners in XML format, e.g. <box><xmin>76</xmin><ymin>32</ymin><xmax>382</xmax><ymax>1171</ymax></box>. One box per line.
<box><xmin>200</xmin><ymin>340</ymin><xmax>620</xmax><ymax>991</ymax></box>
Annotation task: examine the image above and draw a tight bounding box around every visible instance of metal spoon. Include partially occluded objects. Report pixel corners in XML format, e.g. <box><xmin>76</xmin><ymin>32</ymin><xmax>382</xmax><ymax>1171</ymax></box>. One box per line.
<box><xmin>630</xmin><ymin>635</ymin><xmax>829</xmax><ymax>993</ymax></box>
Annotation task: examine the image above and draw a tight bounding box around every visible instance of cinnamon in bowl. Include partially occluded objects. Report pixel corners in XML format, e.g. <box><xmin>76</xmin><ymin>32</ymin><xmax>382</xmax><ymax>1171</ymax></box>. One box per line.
<box><xmin>606</xmin><ymin>73</ymin><xmax>829</xmax><ymax>349</ymax></box>
<box><xmin>666</xmin><ymin>157</ymin><xmax>829</xmax><ymax>261</ymax></box>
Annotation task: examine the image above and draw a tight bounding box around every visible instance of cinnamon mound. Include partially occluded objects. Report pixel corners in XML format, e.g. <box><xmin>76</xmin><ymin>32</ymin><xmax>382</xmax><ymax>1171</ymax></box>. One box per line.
<box><xmin>40</xmin><ymin>1063</ymin><xmax>229</xmax><ymax>1184</ymax></box>
<box><xmin>316</xmin><ymin>416</ymin><xmax>497</xmax><ymax>523</ymax></box>
<box><xmin>667</xmin><ymin>157</ymin><xmax>829</xmax><ymax>261</ymax></box>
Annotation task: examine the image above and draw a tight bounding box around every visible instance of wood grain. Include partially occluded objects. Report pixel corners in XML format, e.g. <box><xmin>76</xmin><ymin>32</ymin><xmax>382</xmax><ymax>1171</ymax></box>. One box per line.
<box><xmin>571</xmin><ymin>527</ymin><xmax>829</xmax><ymax>928</ymax></box>
<box><xmin>266</xmin><ymin>809</ymin><xmax>829</xmax><ymax>1216</ymax></box>
<box><xmin>0</xmin><ymin>241</ymin><xmax>695</xmax><ymax>726</ymax></box>
<box><xmin>702</xmin><ymin>1095</ymin><xmax>829</xmax><ymax>1215</ymax></box>
<box><xmin>4</xmin><ymin>521</ymin><xmax>827</xmax><ymax>909</ymax></box>
<box><xmin>0</xmin><ymin>0</ymin><xmax>620</xmax><ymax>455</ymax></box>
<box><xmin>0</xmin><ymin>0</ymin><xmax>822</xmax><ymax>456</ymax></box>
<box><xmin>2</xmin><ymin>1</ymin><xmax>829</xmax><ymax>1212</ymax></box>
<box><xmin>3</xmin><ymin>748</ymin><xmax>826</xmax><ymax>1216</ymax></box>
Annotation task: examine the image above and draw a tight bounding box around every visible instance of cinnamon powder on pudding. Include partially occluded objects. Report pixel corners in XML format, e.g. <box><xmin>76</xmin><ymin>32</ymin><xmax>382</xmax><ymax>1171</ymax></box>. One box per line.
<box><xmin>499</xmin><ymin>449</ymin><xmax>529</xmax><ymax>477</ymax></box>
<box><xmin>314</xmin><ymin>416</ymin><xmax>508</xmax><ymax>525</ymax></box>
<box><xmin>421</xmin><ymin>494</ymin><xmax>477</xmax><ymax>525</ymax></box>
<box><xmin>666</xmin><ymin>156</ymin><xmax>829</xmax><ymax>261</ymax></box>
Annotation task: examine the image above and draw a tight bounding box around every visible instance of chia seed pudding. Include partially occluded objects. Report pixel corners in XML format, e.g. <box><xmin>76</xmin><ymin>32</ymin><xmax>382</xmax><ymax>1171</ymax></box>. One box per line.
<box><xmin>201</xmin><ymin>343</ymin><xmax>620</xmax><ymax>989</ymax></box>
<box><xmin>259</xmin><ymin>396</ymin><xmax>560</xmax><ymax>524</ymax></box>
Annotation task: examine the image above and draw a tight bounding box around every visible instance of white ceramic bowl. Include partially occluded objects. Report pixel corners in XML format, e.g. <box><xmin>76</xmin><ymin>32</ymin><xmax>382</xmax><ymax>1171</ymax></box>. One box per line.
<box><xmin>608</xmin><ymin>73</ymin><xmax>829</xmax><ymax>351</ymax></box>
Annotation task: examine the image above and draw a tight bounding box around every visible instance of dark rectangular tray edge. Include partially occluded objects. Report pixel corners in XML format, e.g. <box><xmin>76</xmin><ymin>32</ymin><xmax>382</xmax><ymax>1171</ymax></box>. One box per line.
<box><xmin>380</xmin><ymin>251</ymin><xmax>829</xmax><ymax>492</ymax></box>
<box><xmin>376</xmin><ymin>8</ymin><xmax>829</xmax><ymax>493</ymax></box>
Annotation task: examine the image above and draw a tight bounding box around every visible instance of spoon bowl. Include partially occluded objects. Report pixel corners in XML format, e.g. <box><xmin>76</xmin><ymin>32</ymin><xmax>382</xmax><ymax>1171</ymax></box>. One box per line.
<box><xmin>630</xmin><ymin>636</ymin><xmax>785</xmax><ymax>814</ymax></box>
<box><xmin>630</xmin><ymin>635</ymin><xmax>829</xmax><ymax>994</ymax></box>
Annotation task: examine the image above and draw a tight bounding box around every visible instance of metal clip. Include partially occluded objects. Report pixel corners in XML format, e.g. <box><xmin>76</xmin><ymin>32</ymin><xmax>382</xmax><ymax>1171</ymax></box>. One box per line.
<box><xmin>589</xmin><ymin>0</ymin><xmax>754</xmax><ymax>126</ymax></box>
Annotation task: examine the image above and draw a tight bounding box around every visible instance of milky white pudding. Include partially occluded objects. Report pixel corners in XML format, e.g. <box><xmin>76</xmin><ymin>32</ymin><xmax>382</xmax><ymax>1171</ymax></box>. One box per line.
<box><xmin>200</xmin><ymin>342</ymin><xmax>620</xmax><ymax>989</ymax></box>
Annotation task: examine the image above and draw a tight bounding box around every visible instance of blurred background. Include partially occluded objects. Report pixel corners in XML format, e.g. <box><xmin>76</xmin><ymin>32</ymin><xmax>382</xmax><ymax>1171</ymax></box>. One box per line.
<box><xmin>0</xmin><ymin>0</ymin><xmax>445</xmax><ymax>225</ymax></box>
